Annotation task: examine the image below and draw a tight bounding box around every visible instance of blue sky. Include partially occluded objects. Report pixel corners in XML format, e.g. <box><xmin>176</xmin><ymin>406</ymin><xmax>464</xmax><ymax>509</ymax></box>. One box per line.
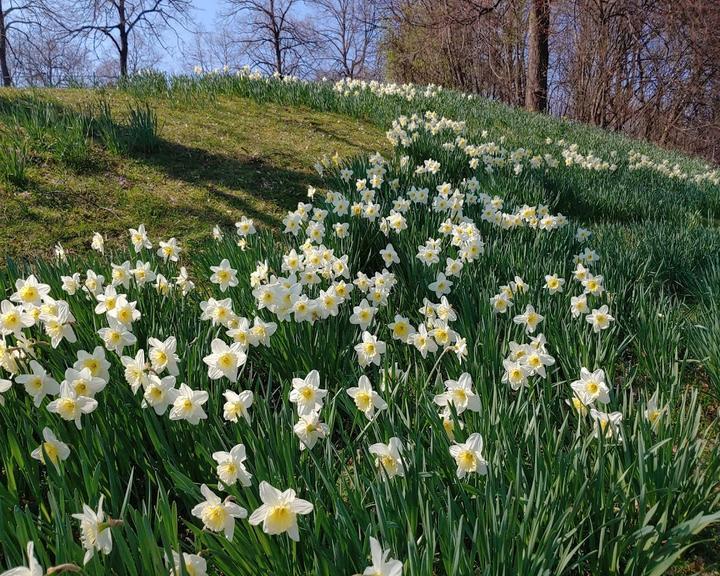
<box><xmin>190</xmin><ymin>0</ymin><xmax>223</xmax><ymax>29</ymax></box>
<box><xmin>158</xmin><ymin>0</ymin><xmax>223</xmax><ymax>72</ymax></box>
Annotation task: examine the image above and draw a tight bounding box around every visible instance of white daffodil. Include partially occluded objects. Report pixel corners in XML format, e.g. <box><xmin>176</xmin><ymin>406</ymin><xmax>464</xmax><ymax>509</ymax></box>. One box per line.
<box><xmin>74</xmin><ymin>346</ymin><xmax>111</xmax><ymax>382</ymax></box>
<box><xmin>91</xmin><ymin>232</ymin><xmax>105</xmax><ymax>254</ymax></box>
<box><xmin>501</xmin><ymin>359</ymin><xmax>530</xmax><ymax>390</ymax></box>
<box><xmin>350</xmin><ymin>299</ymin><xmax>377</xmax><ymax>331</ymax></box>
<box><xmin>293</xmin><ymin>412</ymin><xmax>329</xmax><ymax>451</ymax></box>
<box><xmin>203</xmin><ymin>339</ymin><xmax>246</xmax><ymax>382</ymax></box>
<box><xmin>30</xmin><ymin>427</ymin><xmax>70</xmax><ymax>468</ymax></box>
<box><xmin>72</xmin><ymin>495</ymin><xmax>114</xmax><ymax>565</ymax></box>
<box><xmin>490</xmin><ymin>292</ymin><xmax>513</xmax><ymax>314</ymax></box>
<box><xmin>248</xmin><ymin>481</ymin><xmax>314</xmax><ymax>541</ymax></box>
<box><xmin>362</xmin><ymin>537</ymin><xmax>403</xmax><ymax>576</ymax></box>
<box><xmin>544</xmin><ymin>274</ymin><xmax>565</xmax><ymax>294</ymax></box>
<box><xmin>107</xmin><ymin>296</ymin><xmax>141</xmax><ymax>327</ymax></box>
<box><xmin>589</xmin><ymin>409</ymin><xmax>623</xmax><ymax>441</ymax></box>
<box><xmin>570</xmin><ymin>294</ymin><xmax>589</xmax><ymax>318</ymax></box>
<box><xmin>571</xmin><ymin>368</ymin><xmax>610</xmax><ymax>404</ymax></box>
<box><xmin>369</xmin><ymin>437</ymin><xmax>405</xmax><ymax>479</ymax></box>
<box><xmin>129</xmin><ymin>224</ymin><xmax>152</xmax><ymax>252</ymax></box>
<box><xmin>512</xmin><ymin>304</ymin><xmax>544</xmax><ymax>334</ymax></box>
<box><xmin>62</xmin><ymin>367</ymin><xmax>106</xmax><ymax>399</ymax></box>
<box><xmin>210</xmin><ymin>259</ymin><xmax>239</xmax><ymax>292</ymax></box>
<box><xmin>235</xmin><ymin>216</ymin><xmax>256</xmax><ymax>237</ymax></box>
<box><xmin>449</xmin><ymin>433</ymin><xmax>488</xmax><ymax>479</ymax></box>
<box><xmin>1</xmin><ymin>540</ymin><xmax>43</xmax><ymax>576</ymax></box>
<box><xmin>428</xmin><ymin>272</ymin><xmax>453</xmax><ymax>298</ymax></box>
<box><xmin>644</xmin><ymin>392</ymin><xmax>667</xmax><ymax>431</ymax></box>
<box><xmin>15</xmin><ymin>360</ymin><xmax>60</xmax><ymax>407</ymax></box>
<box><xmin>42</xmin><ymin>301</ymin><xmax>77</xmax><ymax>348</ymax></box>
<box><xmin>388</xmin><ymin>314</ymin><xmax>415</xmax><ymax>343</ymax></box>
<box><xmin>46</xmin><ymin>383</ymin><xmax>98</xmax><ymax>429</ymax></box>
<box><xmin>121</xmin><ymin>349</ymin><xmax>148</xmax><ymax>394</ymax></box>
<box><xmin>347</xmin><ymin>375</ymin><xmax>387</xmax><ymax>419</ymax></box>
<box><xmin>192</xmin><ymin>484</ymin><xmax>247</xmax><ymax>540</ymax></box>
<box><xmin>355</xmin><ymin>331</ymin><xmax>386</xmax><ymax>367</ymax></box>
<box><xmin>586</xmin><ymin>305</ymin><xmax>614</xmax><ymax>333</ymax></box>
<box><xmin>411</xmin><ymin>324</ymin><xmax>438</xmax><ymax>358</ymax></box>
<box><xmin>223</xmin><ymin>389</ymin><xmax>254</xmax><ymax>423</ymax></box>
<box><xmin>148</xmin><ymin>336</ymin><xmax>179</xmax><ymax>376</ymax></box>
<box><xmin>433</xmin><ymin>373</ymin><xmax>480</xmax><ymax>415</ymax></box>
<box><xmin>169</xmin><ymin>383</ymin><xmax>208</xmax><ymax>425</ymax></box>
<box><xmin>213</xmin><ymin>444</ymin><xmax>252</xmax><ymax>489</ymax></box>
<box><xmin>524</xmin><ymin>348</ymin><xmax>555</xmax><ymax>378</ymax></box>
<box><xmin>157</xmin><ymin>238</ymin><xmax>181</xmax><ymax>262</ymax></box>
<box><xmin>142</xmin><ymin>374</ymin><xmax>178</xmax><ymax>415</ymax></box>
<box><xmin>167</xmin><ymin>552</ymin><xmax>207</xmax><ymax>576</ymax></box>
<box><xmin>11</xmin><ymin>275</ymin><xmax>50</xmax><ymax>307</ymax></box>
<box><xmin>289</xmin><ymin>370</ymin><xmax>327</xmax><ymax>415</ymax></box>
<box><xmin>0</xmin><ymin>300</ymin><xmax>34</xmax><ymax>337</ymax></box>
<box><xmin>97</xmin><ymin>319</ymin><xmax>137</xmax><ymax>354</ymax></box>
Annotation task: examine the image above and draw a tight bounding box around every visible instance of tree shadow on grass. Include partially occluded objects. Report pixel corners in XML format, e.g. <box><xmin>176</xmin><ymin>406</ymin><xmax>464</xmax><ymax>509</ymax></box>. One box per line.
<box><xmin>0</xmin><ymin>94</ymin><xmax>324</xmax><ymax>231</ymax></box>
<box><xmin>129</xmin><ymin>137</ymin><xmax>323</xmax><ymax>230</ymax></box>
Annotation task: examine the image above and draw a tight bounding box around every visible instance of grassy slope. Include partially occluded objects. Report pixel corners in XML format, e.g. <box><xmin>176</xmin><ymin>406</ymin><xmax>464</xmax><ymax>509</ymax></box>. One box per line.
<box><xmin>0</xmin><ymin>90</ymin><xmax>386</xmax><ymax>259</ymax></box>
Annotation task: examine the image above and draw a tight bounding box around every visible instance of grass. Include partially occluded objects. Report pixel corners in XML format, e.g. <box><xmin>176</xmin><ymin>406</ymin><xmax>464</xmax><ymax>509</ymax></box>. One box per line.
<box><xmin>0</xmin><ymin>74</ymin><xmax>719</xmax><ymax>574</ymax></box>
<box><xmin>0</xmin><ymin>89</ymin><xmax>386</xmax><ymax>259</ymax></box>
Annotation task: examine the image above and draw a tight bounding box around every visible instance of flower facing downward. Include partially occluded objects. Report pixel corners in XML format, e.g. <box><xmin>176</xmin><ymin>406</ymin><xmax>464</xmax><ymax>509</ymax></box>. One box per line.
<box><xmin>369</xmin><ymin>437</ymin><xmax>405</xmax><ymax>480</ymax></box>
<box><xmin>362</xmin><ymin>537</ymin><xmax>403</xmax><ymax>576</ymax></box>
<box><xmin>248</xmin><ymin>481</ymin><xmax>314</xmax><ymax>541</ymax></box>
<box><xmin>213</xmin><ymin>444</ymin><xmax>252</xmax><ymax>489</ymax></box>
<box><xmin>191</xmin><ymin>484</ymin><xmax>247</xmax><ymax>540</ymax></box>
<box><xmin>293</xmin><ymin>412</ymin><xmax>329</xmax><ymax>451</ymax></box>
<box><xmin>72</xmin><ymin>495</ymin><xmax>115</xmax><ymax>565</ymax></box>
<box><xmin>589</xmin><ymin>409</ymin><xmax>623</xmax><ymax>441</ymax></box>
<box><xmin>449</xmin><ymin>433</ymin><xmax>488</xmax><ymax>479</ymax></box>
<box><xmin>644</xmin><ymin>392</ymin><xmax>666</xmax><ymax>431</ymax></box>
<box><xmin>30</xmin><ymin>427</ymin><xmax>70</xmax><ymax>468</ymax></box>
<box><xmin>223</xmin><ymin>389</ymin><xmax>254</xmax><ymax>423</ymax></box>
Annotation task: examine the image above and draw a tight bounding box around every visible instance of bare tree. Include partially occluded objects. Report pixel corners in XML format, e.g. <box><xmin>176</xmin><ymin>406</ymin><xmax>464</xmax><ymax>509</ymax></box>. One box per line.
<box><xmin>223</xmin><ymin>0</ymin><xmax>317</xmax><ymax>76</ymax></box>
<box><xmin>0</xmin><ymin>0</ymin><xmax>51</xmax><ymax>86</ymax></box>
<box><xmin>57</xmin><ymin>0</ymin><xmax>191</xmax><ymax>78</ymax></box>
<box><xmin>311</xmin><ymin>0</ymin><xmax>380</xmax><ymax>79</ymax></box>
<box><xmin>12</xmin><ymin>26</ymin><xmax>90</xmax><ymax>86</ymax></box>
<box><xmin>182</xmin><ymin>23</ymin><xmax>245</xmax><ymax>73</ymax></box>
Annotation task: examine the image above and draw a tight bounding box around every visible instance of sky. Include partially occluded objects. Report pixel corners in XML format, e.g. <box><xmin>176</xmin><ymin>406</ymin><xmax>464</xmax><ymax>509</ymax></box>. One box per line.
<box><xmin>155</xmin><ymin>0</ymin><xmax>224</xmax><ymax>72</ymax></box>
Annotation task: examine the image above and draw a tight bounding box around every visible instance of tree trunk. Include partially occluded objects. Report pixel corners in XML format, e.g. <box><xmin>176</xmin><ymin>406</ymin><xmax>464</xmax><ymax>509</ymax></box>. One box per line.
<box><xmin>0</xmin><ymin>2</ymin><xmax>13</xmax><ymax>86</ymax></box>
<box><xmin>118</xmin><ymin>0</ymin><xmax>129</xmax><ymax>77</ymax></box>
<box><xmin>525</xmin><ymin>0</ymin><xmax>550</xmax><ymax>112</ymax></box>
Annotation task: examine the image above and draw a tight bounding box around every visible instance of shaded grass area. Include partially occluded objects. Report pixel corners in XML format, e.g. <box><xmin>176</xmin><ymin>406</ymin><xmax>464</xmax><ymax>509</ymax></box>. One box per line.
<box><xmin>0</xmin><ymin>89</ymin><xmax>386</xmax><ymax>259</ymax></box>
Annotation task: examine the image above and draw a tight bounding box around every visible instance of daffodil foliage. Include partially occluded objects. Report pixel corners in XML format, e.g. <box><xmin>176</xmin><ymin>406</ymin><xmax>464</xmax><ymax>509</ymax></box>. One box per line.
<box><xmin>1</xmin><ymin>98</ymin><xmax>719</xmax><ymax>576</ymax></box>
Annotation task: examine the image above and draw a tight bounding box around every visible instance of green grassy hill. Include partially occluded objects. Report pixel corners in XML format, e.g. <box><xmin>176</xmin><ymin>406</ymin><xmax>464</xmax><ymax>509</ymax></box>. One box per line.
<box><xmin>0</xmin><ymin>89</ymin><xmax>385</xmax><ymax>258</ymax></box>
